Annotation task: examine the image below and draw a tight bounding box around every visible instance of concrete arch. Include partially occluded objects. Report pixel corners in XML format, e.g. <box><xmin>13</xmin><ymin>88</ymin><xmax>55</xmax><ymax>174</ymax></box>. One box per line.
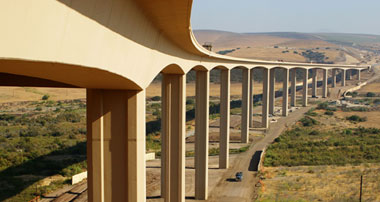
<box><xmin>271</xmin><ymin>66</ymin><xmax>288</xmax><ymax>70</ymax></box>
<box><xmin>291</xmin><ymin>66</ymin><xmax>308</xmax><ymax>70</ymax></box>
<box><xmin>0</xmin><ymin>58</ymin><xmax>141</xmax><ymax>90</ymax></box>
<box><xmin>190</xmin><ymin>65</ymin><xmax>208</xmax><ymax>72</ymax></box>
<box><xmin>231</xmin><ymin>65</ymin><xmax>249</xmax><ymax>70</ymax></box>
<box><xmin>309</xmin><ymin>67</ymin><xmax>327</xmax><ymax>70</ymax></box>
<box><xmin>211</xmin><ymin>65</ymin><xmax>228</xmax><ymax>70</ymax></box>
<box><xmin>252</xmin><ymin>66</ymin><xmax>267</xmax><ymax>70</ymax></box>
<box><xmin>161</xmin><ymin>63</ymin><xmax>185</xmax><ymax>75</ymax></box>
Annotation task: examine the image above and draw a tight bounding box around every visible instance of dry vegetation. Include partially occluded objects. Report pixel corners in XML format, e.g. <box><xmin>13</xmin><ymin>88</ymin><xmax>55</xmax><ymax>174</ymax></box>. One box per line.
<box><xmin>258</xmin><ymin>164</ymin><xmax>380</xmax><ymax>202</ymax></box>
<box><xmin>0</xmin><ymin>87</ymin><xmax>85</xmax><ymax>103</ymax></box>
<box><xmin>258</xmin><ymin>90</ymin><xmax>380</xmax><ymax>201</ymax></box>
<box><xmin>358</xmin><ymin>80</ymin><xmax>380</xmax><ymax>94</ymax></box>
<box><xmin>193</xmin><ymin>30</ymin><xmax>362</xmax><ymax>64</ymax></box>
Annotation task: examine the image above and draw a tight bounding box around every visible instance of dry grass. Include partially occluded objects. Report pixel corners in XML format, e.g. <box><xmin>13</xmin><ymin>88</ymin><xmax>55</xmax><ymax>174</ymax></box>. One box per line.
<box><xmin>0</xmin><ymin>87</ymin><xmax>85</xmax><ymax>103</ymax></box>
<box><xmin>278</xmin><ymin>39</ymin><xmax>337</xmax><ymax>49</ymax></box>
<box><xmin>334</xmin><ymin>111</ymin><xmax>380</xmax><ymax>129</ymax></box>
<box><xmin>358</xmin><ymin>81</ymin><xmax>380</xmax><ymax>93</ymax></box>
<box><xmin>228</xmin><ymin>47</ymin><xmax>306</xmax><ymax>62</ymax></box>
<box><xmin>258</xmin><ymin>164</ymin><xmax>380</xmax><ymax>202</ymax></box>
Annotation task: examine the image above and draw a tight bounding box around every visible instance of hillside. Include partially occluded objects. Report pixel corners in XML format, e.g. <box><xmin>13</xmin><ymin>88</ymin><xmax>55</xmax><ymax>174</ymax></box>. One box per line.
<box><xmin>194</xmin><ymin>30</ymin><xmax>379</xmax><ymax>64</ymax></box>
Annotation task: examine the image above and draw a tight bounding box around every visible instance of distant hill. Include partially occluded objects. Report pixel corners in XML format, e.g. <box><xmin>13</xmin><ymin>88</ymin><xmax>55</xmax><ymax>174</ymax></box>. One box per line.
<box><xmin>194</xmin><ymin>30</ymin><xmax>380</xmax><ymax>49</ymax></box>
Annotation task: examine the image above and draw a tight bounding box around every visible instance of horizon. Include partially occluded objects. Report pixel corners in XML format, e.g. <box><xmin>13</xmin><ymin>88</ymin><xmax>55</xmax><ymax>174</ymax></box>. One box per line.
<box><xmin>193</xmin><ymin>29</ymin><xmax>380</xmax><ymax>36</ymax></box>
<box><xmin>191</xmin><ymin>0</ymin><xmax>380</xmax><ymax>36</ymax></box>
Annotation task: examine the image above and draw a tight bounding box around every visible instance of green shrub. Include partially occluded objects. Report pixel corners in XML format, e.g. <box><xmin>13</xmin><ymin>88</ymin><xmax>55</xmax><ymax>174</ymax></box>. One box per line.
<box><xmin>373</xmin><ymin>99</ymin><xmax>380</xmax><ymax>105</ymax></box>
<box><xmin>344</xmin><ymin>129</ymin><xmax>353</xmax><ymax>135</ymax></box>
<box><xmin>299</xmin><ymin>116</ymin><xmax>318</xmax><ymax>127</ymax></box>
<box><xmin>0</xmin><ymin>114</ymin><xmax>16</xmax><ymax>121</ymax></box>
<box><xmin>151</xmin><ymin>96</ymin><xmax>161</xmax><ymax>101</ymax></box>
<box><xmin>309</xmin><ymin>130</ymin><xmax>320</xmax><ymax>136</ymax></box>
<box><xmin>152</xmin><ymin>109</ymin><xmax>161</xmax><ymax>116</ymax></box>
<box><xmin>366</xmin><ymin>92</ymin><xmax>376</xmax><ymax>97</ymax></box>
<box><xmin>57</xmin><ymin>111</ymin><xmax>81</xmax><ymax>123</ymax></box>
<box><xmin>344</xmin><ymin>107</ymin><xmax>368</xmax><ymax>112</ymax></box>
<box><xmin>346</xmin><ymin>115</ymin><xmax>367</xmax><ymax>122</ymax></box>
<box><xmin>316</xmin><ymin>102</ymin><xmax>336</xmax><ymax>111</ymax></box>
<box><xmin>42</xmin><ymin>94</ymin><xmax>50</xmax><ymax>100</ymax></box>
<box><xmin>305</xmin><ymin>108</ymin><xmax>317</xmax><ymax>116</ymax></box>
<box><xmin>186</xmin><ymin>99</ymin><xmax>195</xmax><ymax>105</ymax></box>
<box><xmin>324</xmin><ymin>111</ymin><xmax>334</xmax><ymax>116</ymax></box>
<box><xmin>77</xmin><ymin>127</ymin><xmax>86</xmax><ymax>135</ymax></box>
<box><xmin>346</xmin><ymin>92</ymin><xmax>358</xmax><ymax>97</ymax></box>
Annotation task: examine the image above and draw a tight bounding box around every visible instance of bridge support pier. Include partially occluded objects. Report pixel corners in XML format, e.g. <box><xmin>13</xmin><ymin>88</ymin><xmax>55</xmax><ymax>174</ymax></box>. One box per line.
<box><xmin>282</xmin><ymin>69</ymin><xmax>289</xmax><ymax>116</ymax></box>
<box><xmin>161</xmin><ymin>74</ymin><xmax>186</xmax><ymax>202</ymax></box>
<box><xmin>249</xmin><ymin>69</ymin><xmax>254</xmax><ymax>128</ymax></box>
<box><xmin>262</xmin><ymin>68</ymin><xmax>270</xmax><ymax>128</ymax></box>
<box><xmin>312</xmin><ymin>69</ymin><xmax>317</xmax><ymax>98</ymax></box>
<box><xmin>332</xmin><ymin>69</ymin><xmax>337</xmax><ymax>88</ymax></box>
<box><xmin>219</xmin><ymin>69</ymin><xmax>230</xmax><ymax>169</ymax></box>
<box><xmin>322</xmin><ymin>69</ymin><xmax>328</xmax><ymax>98</ymax></box>
<box><xmin>302</xmin><ymin>69</ymin><xmax>308</xmax><ymax>107</ymax></box>
<box><xmin>87</xmin><ymin>89</ymin><xmax>146</xmax><ymax>202</ymax></box>
<box><xmin>290</xmin><ymin>69</ymin><xmax>297</xmax><ymax>107</ymax></box>
<box><xmin>347</xmin><ymin>70</ymin><xmax>352</xmax><ymax>80</ymax></box>
<box><xmin>357</xmin><ymin>69</ymin><xmax>361</xmax><ymax>80</ymax></box>
<box><xmin>241</xmin><ymin>69</ymin><xmax>250</xmax><ymax>143</ymax></box>
<box><xmin>195</xmin><ymin>70</ymin><xmax>209</xmax><ymax>200</ymax></box>
<box><xmin>269</xmin><ymin>69</ymin><xmax>275</xmax><ymax>115</ymax></box>
<box><xmin>342</xmin><ymin>70</ymin><xmax>346</xmax><ymax>86</ymax></box>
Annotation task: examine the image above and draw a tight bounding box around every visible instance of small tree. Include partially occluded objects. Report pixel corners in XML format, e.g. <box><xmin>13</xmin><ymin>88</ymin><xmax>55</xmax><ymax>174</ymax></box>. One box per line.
<box><xmin>42</xmin><ymin>94</ymin><xmax>50</xmax><ymax>100</ymax></box>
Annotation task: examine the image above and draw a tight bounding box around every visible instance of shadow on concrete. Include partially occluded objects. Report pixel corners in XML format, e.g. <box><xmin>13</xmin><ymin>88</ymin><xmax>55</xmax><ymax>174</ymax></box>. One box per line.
<box><xmin>147</xmin><ymin>196</ymin><xmax>161</xmax><ymax>199</ymax></box>
<box><xmin>248</xmin><ymin>150</ymin><xmax>263</xmax><ymax>172</ymax></box>
<box><xmin>0</xmin><ymin>142</ymin><xmax>86</xmax><ymax>201</ymax></box>
<box><xmin>226</xmin><ymin>178</ymin><xmax>238</xmax><ymax>182</ymax></box>
<box><xmin>146</xmin><ymin>165</ymin><xmax>161</xmax><ymax>169</ymax></box>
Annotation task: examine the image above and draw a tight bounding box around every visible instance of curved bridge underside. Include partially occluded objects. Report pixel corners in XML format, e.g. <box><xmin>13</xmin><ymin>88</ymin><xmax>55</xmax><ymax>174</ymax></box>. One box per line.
<box><xmin>0</xmin><ymin>0</ymin><xmax>367</xmax><ymax>90</ymax></box>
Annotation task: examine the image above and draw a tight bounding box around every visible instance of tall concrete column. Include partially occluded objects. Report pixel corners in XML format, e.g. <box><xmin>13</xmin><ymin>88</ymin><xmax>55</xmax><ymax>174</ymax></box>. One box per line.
<box><xmin>322</xmin><ymin>69</ymin><xmax>328</xmax><ymax>98</ymax></box>
<box><xmin>161</xmin><ymin>74</ymin><xmax>186</xmax><ymax>202</ymax></box>
<box><xmin>241</xmin><ymin>69</ymin><xmax>250</xmax><ymax>143</ymax></box>
<box><xmin>332</xmin><ymin>69</ymin><xmax>337</xmax><ymax>88</ymax></box>
<box><xmin>219</xmin><ymin>69</ymin><xmax>230</xmax><ymax>169</ymax></box>
<box><xmin>312</xmin><ymin>69</ymin><xmax>317</xmax><ymax>98</ymax></box>
<box><xmin>341</xmin><ymin>70</ymin><xmax>346</xmax><ymax>86</ymax></box>
<box><xmin>195</xmin><ymin>70</ymin><xmax>209</xmax><ymax>200</ymax></box>
<box><xmin>282</xmin><ymin>69</ymin><xmax>289</xmax><ymax>116</ymax></box>
<box><xmin>269</xmin><ymin>68</ymin><xmax>275</xmax><ymax>115</ymax></box>
<box><xmin>262</xmin><ymin>68</ymin><xmax>270</xmax><ymax>128</ymax></box>
<box><xmin>290</xmin><ymin>69</ymin><xmax>297</xmax><ymax>107</ymax></box>
<box><xmin>87</xmin><ymin>89</ymin><xmax>146</xmax><ymax>202</ymax></box>
<box><xmin>357</xmin><ymin>69</ymin><xmax>361</xmax><ymax>80</ymax></box>
<box><xmin>347</xmin><ymin>70</ymin><xmax>351</xmax><ymax>80</ymax></box>
<box><xmin>302</xmin><ymin>69</ymin><xmax>308</xmax><ymax>107</ymax></box>
<box><xmin>249</xmin><ymin>69</ymin><xmax>254</xmax><ymax>128</ymax></box>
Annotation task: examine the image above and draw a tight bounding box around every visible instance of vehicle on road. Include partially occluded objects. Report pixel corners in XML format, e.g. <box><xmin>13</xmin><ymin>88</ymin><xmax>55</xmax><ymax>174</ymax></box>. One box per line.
<box><xmin>235</xmin><ymin>172</ymin><xmax>243</xmax><ymax>182</ymax></box>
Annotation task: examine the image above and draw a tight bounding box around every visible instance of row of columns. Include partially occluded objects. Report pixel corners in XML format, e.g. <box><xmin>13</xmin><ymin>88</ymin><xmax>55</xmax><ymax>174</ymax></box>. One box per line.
<box><xmin>85</xmin><ymin>67</ymin><xmax>362</xmax><ymax>202</ymax></box>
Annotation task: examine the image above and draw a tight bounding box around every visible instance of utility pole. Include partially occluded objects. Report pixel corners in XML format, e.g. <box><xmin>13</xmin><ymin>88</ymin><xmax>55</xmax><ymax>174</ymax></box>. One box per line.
<box><xmin>360</xmin><ymin>175</ymin><xmax>363</xmax><ymax>202</ymax></box>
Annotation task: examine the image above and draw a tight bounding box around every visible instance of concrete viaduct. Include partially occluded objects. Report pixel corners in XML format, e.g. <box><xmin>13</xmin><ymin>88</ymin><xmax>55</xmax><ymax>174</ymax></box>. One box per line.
<box><xmin>0</xmin><ymin>0</ymin><xmax>368</xmax><ymax>202</ymax></box>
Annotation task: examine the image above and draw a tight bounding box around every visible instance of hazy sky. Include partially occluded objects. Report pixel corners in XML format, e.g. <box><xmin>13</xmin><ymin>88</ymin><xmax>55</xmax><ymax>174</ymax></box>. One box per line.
<box><xmin>191</xmin><ymin>0</ymin><xmax>380</xmax><ymax>35</ymax></box>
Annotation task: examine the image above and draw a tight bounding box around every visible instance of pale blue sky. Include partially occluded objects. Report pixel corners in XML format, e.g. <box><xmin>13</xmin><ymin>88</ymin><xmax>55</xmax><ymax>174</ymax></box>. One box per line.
<box><xmin>191</xmin><ymin>0</ymin><xmax>380</xmax><ymax>35</ymax></box>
